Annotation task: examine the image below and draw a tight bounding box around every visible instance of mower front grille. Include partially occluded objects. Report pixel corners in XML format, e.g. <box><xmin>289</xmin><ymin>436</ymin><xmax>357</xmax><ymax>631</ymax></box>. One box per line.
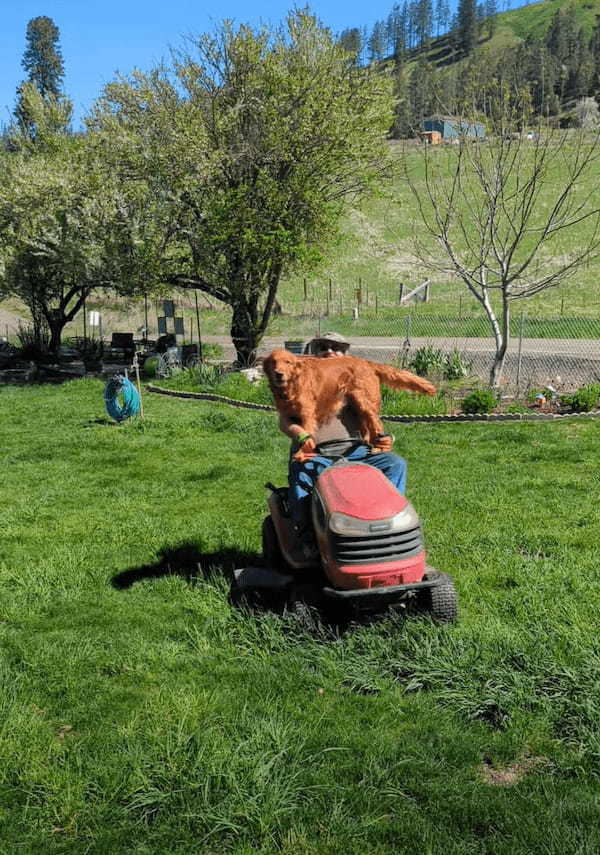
<box><xmin>331</xmin><ymin>525</ymin><xmax>423</xmax><ymax>564</ymax></box>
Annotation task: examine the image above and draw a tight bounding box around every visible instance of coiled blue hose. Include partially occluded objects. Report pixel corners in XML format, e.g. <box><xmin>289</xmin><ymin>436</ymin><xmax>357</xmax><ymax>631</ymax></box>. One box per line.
<box><xmin>104</xmin><ymin>375</ymin><xmax>141</xmax><ymax>422</ymax></box>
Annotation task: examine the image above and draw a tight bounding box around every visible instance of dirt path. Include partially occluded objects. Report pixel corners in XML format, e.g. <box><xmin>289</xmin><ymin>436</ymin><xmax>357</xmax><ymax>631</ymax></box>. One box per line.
<box><xmin>204</xmin><ymin>333</ymin><xmax>600</xmax><ymax>361</ymax></box>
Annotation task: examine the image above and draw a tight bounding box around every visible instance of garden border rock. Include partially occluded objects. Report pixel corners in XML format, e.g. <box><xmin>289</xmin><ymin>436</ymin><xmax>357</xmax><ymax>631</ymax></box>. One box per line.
<box><xmin>145</xmin><ymin>385</ymin><xmax>600</xmax><ymax>423</ymax></box>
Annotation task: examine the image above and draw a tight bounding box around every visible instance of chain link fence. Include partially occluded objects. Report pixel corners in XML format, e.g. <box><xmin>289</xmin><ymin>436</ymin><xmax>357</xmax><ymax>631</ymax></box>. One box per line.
<box><xmin>4</xmin><ymin>289</ymin><xmax>600</xmax><ymax>395</ymax></box>
<box><xmin>273</xmin><ymin>302</ymin><xmax>600</xmax><ymax>394</ymax></box>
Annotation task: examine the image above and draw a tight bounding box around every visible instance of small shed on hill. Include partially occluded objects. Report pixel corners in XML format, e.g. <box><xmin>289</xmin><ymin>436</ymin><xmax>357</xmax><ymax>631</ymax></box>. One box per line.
<box><xmin>420</xmin><ymin>130</ymin><xmax>442</xmax><ymax>145</ymax></box>
<box><xmin>422</xmin><ymin>116</ymin><xmax>486</xmax><ymax>141</ymax></box>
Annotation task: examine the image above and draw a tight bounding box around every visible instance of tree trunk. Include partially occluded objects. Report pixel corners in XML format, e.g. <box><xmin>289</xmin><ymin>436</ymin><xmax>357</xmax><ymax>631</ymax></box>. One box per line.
<box><xmin>487</xmin><ymin>296</ymin><xmax>510</xmax><ymax>388</ymax></box>
<box><xmin>230</xmin><ymin>300</ymin><xmax>259</xmax><ymax>367</ymax></box>
<box><xmin>47</xmin><ymin>309</ymin><xmax>67</xmax><ymax>357</ymax></box>
<box><xmin>489</xmin><ymin>340</ymin><xmax>509</xmax><ymax>388</ymax></box>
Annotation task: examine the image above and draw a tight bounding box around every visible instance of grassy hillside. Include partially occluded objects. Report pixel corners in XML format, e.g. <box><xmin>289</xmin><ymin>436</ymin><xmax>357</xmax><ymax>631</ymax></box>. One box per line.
<box><xmin>499</xmin><ymin>0</ymin><xmax>600</xmax><ymax>43</ymax></box>
<box><xmin>417</xmin><ymin>0</ymin><xmax>600</xmax><ymax>71</ymax></box>
<box><xmin>5</xmin><ymin>136</ymin><xmax>600</xmax><ymax>347</ymax></box>
<box><xmin>277</xmin><ymin>139</ymin><xmax>600</xmax><ymax>327</ymax></box>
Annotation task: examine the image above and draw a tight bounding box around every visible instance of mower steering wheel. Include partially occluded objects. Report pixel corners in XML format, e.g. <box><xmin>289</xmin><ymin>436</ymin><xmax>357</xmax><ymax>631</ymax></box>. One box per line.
<box><xmin>314</xmin><ymin>438</ymin><xmax>366</xmax><ymax>459</ymax></box>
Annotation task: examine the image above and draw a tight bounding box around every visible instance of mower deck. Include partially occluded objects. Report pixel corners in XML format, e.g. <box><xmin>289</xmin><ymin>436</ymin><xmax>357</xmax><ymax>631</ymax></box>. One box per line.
<box><xmin>232</xmin><ymin>564</ymin><xmax>447</xmax><ymax>611</ymax></box>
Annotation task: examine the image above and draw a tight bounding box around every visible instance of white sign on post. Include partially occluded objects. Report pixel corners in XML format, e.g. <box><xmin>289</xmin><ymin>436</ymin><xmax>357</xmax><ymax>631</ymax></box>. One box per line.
<box><xmin>89</xmin><ymin>311</ymin><xmax>101</xmax><ymax>326</ymax></box>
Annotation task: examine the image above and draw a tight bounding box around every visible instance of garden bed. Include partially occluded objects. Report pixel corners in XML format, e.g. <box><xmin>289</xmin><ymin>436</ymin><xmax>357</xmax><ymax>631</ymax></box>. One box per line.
<box><xmin>152</xmin><ymin>364</ymin><xmax>600</xmax><ymax>420</ymax></box>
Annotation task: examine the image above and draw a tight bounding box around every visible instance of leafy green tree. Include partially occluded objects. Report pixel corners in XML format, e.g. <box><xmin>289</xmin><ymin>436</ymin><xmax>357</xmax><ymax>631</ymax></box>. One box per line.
<box><xmin>89</xmin><ymin>12</ymin><xmax>394</xmax><ymax>365</ymax></box>
<box><xmin>11</xmin><ymin>82</ymin><xmax>73</xmax><ymax>151</ymax></box>
<box><xmin>0</xmin><ymin>115</ymin><xmax>153</xmax><ymax>354</ymax></box>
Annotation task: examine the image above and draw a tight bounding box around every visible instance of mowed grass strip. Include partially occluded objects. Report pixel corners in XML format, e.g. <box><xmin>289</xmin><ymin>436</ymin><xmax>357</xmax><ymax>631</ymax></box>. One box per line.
<box><xmin>1</xmin><ymin>379</ymin><xmax>599</xmax><ymax>854</ymax></box>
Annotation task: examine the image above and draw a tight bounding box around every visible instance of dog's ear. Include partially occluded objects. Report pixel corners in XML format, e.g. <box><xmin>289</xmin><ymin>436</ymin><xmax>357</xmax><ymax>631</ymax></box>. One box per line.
<box><xmin>282</xmin><ymin>352</ymin><xmax>300</xmax><ymax>380</ymax></box>
<box><xmin>263</xmin><ymin>351</ymin><xmax>279</xmax><ymax>381</ymax></box>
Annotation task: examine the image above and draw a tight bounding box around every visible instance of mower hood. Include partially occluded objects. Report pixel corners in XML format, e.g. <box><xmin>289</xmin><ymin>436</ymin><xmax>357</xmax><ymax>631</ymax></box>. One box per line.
<box><xmin>316</xmin><ymin>462</ymin><xmax>407</xmax><ymax>520</ymax></box>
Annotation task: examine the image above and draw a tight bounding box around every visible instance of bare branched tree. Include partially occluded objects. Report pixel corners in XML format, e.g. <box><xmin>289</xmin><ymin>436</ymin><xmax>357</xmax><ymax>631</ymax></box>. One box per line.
<box><xmin>405</xmin><ymin>101</ymin><xmax>600</xmax><ymax>386</ymax></box>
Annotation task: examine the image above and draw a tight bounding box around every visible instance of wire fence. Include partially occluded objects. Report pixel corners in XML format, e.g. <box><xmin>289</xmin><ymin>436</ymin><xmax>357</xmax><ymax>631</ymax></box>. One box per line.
<box><xmin>4</xmin><ymin>292</ymin><xmax>600</xmax><ymax>394</ymax></box>
<box><xmin>276</xmin><ymin>308</ymin><xmax>600</xmax><ymax>394</ymax></box>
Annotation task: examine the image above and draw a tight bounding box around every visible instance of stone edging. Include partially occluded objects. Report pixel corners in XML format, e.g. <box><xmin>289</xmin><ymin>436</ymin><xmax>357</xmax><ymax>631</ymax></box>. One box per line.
<box><xmin>146</xmin><ymin>385</ymin><xmax>275</xmax><ymax>412</ymax></box>
<box><xmin>145</xmin><ymin>385</ymin><xmax>600</xmax><ymax>423</ymax></box>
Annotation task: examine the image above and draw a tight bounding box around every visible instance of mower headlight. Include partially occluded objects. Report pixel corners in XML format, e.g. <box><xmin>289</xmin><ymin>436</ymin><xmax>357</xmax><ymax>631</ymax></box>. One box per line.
<box><xmin>329</xmin><ymin>503</ymin><xmax>419</xmax><ymax>536</ymax></box>
<box><xmin>389</xmin><ymin>504</ymin><xmax>419</xmax><ymax>532</ymax></box>
<box><xmin>329</xmin><ymin>513</ymin><xmax>372</xmax><ymax>536</ymax></box>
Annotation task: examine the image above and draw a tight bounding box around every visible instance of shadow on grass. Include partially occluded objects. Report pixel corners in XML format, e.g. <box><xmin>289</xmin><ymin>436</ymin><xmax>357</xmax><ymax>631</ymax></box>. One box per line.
<box><xmin>112</xmin><ymin>541</ymin><xmax>261</xmax><ymax>589</ymax></box>
<box><xmin>111</xmin><ymin>543</ymin><xmax>414</xmax><ymax>641</ymax></box>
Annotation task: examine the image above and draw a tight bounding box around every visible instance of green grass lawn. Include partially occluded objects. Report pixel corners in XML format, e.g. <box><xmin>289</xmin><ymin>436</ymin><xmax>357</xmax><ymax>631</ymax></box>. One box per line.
<box><xmin>2</xmin><ymin>379</ymin><xmax>600</xmax><ymax>853</ymax></box>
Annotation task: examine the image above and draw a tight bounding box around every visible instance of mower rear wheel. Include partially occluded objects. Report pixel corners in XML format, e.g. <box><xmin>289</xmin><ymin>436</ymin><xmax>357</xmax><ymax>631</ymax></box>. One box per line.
<box><xmin>262</xmin><ymin>516</ymin><xmax>287</xmax><ymax>571</ymax></box>
<box><xmin>424</xmin><ymin>573</ymin><xmax>458</xmax><ymax>623</ymax></box>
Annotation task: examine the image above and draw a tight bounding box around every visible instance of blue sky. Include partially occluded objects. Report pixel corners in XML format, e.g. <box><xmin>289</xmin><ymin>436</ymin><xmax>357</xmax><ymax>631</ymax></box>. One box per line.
<box><xmin>0</xmin><ymin>0</ymin><xmax>429</xmax><ymax>128</ymax></box>
<box><xmin>1</xmin><ymin>0</ymin><xmax>523</xmax><ymax>129</ymax></box>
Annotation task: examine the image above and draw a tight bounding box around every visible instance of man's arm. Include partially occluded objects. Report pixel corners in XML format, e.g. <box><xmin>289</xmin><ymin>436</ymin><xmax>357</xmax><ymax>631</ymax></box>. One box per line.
<box><xmin>278</xmin><ymin>412</ymin><xmax>307</xmax><ymax>442</ymax></box>
<box><xmin>278</xmin><ymin>412</ymin><xmax>317</xmax><ymax>460</ymax></box>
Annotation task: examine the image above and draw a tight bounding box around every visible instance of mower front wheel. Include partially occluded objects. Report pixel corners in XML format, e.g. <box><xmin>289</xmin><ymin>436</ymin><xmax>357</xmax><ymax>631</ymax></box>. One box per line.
<box><xmin>287</xmin><ymin>583</ymin><xmax>324</xmax><ymax>632</ymax></box>
<box><xmin>423</xmin><ymin>572</ymin><xmax>458</xmax><ymax>623</ymax></box>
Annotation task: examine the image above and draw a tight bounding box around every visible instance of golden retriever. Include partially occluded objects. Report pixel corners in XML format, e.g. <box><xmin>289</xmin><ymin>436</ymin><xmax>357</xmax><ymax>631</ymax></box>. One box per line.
<box><xmin>263</xmin><ymin>349</ymin><xmax>436</xmax><ymax>446</ymax></box>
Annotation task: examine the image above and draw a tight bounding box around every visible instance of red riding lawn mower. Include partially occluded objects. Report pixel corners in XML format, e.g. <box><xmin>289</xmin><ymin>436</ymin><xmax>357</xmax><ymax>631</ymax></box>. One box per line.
<box><xmin>231</xmin><ymin>440</ymin><xmax>458</xmax><ymax>626</ymax></box>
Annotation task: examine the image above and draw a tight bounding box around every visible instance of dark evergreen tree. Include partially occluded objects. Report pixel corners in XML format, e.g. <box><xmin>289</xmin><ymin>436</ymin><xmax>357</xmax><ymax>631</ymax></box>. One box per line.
<box><xmin>409</xmin><ymin>59</ymin><xmax>436</xmax><ymax>126</ymax></box>
<box><xmin>361</xmin><ymin>25</ymin><xmax>370</xmax><ymax>64</ymax></box>
<box><xmin>400</xmin><ymin>1</ymin><xmax>410</xmax><ymax>51</ymax></box>
<box><xmin>435</xmin><ymin>0</ymin><xmax>451</xmax><ymax>37</ymax></box>
<box><xmin>436</xmin><ymin>65</ymin><xmax>458</xmax><ymax>115</ymax></box>
<box><xmin>546</xmin><ymin>5</ymin><xmax>579</xmax><ymax>67</ymax></box>
<box><xmin>14</xmin><ymin>16</ymin><xmax>69</xmax><ymax>138</ymax></box>
<box><xmin>415</xmin><ymin>0</ymin><xmax>434</xmax><ymax>48</ymax></box>
<box><xmin>484</xmin><ymin>0</ymin><xmax>497</xmax><ymax>39</ymax></box>
<box><xmin>368</xmin><ymin>20</ymin><xmax>387</xmax><ymax>61</ymax></box>
<box><xmin>391</xmin><ymin>60</ymin><xmax>413</xmax><ymax>137</ymax></box>
<box><xmin>339</xmin><ymin>27</ymin><xmax>363</xmax><ymax>64</ymax></box>
<box><xmin>407</xmin><ymin>1</ymin><xmax>419</xmax><ymax>49</ymax></box>
<box><xmin>457</xmin><ymin>0</ymin><xmax>478</xmax><ymax>55</ymax></box>
<box><xmin>569</xmin><ymin>40</ymin><xmax>594</xmax><ymax>99</ymax></box>
<box><xmin>591</xmin><ymin>18</ymin><xmax>600</xmax><ymax>91</ymax></box>
<box><xmin>386</xmin><ymin>6</ymin><xmax>401</xmax><ymax>57</ymax></box>
<box><xmin>522</xmin><ymin>39</ymin><xmax>559</xmax><ymax>115</ymax></box>
<box><xmin>21</xmin><ymin>16</ymin><xmax>64</xmax><ymax>97</ymax></box>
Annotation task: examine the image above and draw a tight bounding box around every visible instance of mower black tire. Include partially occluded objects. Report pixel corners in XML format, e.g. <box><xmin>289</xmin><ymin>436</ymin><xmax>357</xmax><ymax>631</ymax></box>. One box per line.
<box><xmin>424</xmin><ymin>573</ymin><xmax>458</xmax><ymax>623</ymax></box>
<box><xmin>229</xmin><ymin>583</ymin><xmax>261</xmax><ymax>611</ymax></box>
<box><xmin>287</xmin><ymin>583</ymin><xmax>324</xmax><ymax>632</ymax></box>
<box><xmin>262</xmin><ymin>515</ymin><xmax>287</xmax><ymax>571</ymax></box>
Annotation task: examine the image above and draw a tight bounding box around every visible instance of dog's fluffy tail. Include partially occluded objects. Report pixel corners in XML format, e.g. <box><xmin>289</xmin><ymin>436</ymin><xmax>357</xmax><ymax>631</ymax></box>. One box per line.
<box><xmin>372</xmin><ymin>363</ymin><xmax>437</xmax><ymax>396</ymax></box>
